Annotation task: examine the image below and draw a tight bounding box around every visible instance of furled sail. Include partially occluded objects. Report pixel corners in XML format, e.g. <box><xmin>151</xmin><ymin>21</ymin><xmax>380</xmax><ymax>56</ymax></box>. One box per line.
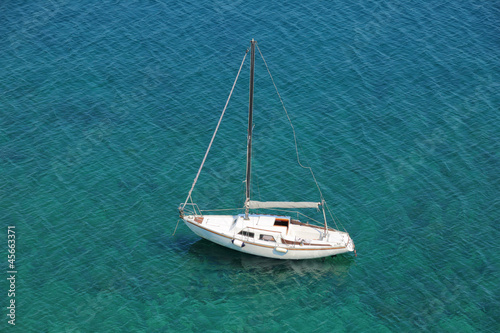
<box><xmin>247</xmin><ymin>200</ymin><xmax>321</xmax><ymax>209</ymax></box>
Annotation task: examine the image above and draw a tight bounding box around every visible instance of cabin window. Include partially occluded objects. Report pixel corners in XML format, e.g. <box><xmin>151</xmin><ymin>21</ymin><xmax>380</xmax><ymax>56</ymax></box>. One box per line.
<box><xmin>260</xmin><ymin>234</ymin><xmax>275</xmax><ymax>242</ymax></box>
<box><xmin>274</xmin><ymin>218</ymin><xmax>289</xmax><ymax>227</ymax></box>
<box><xmin>238</xmin><ymin>231</ymin><xmax>254</xmax><ymax>238</ymax></box>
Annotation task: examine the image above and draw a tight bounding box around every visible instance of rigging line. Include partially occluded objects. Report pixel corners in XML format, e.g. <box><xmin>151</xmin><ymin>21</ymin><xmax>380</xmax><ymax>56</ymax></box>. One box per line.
<box><xmin>324</xmin><ymin>202</ymin><xmax>340</xmax><ymax>230</ymax></box>
<box><xmin>325</xmin><ymin>201</ymin><xmax>347</xmax><ymax>232</ymax></box>
<box><xmin>172</xmin><ymin>219</ymin><xmax>181</xmax><ymax>236</ymax></box>
<box><xmin>256</xmin><ymin>45</ymin><xmax>325</xmax><ymax>202</ymax></box>
<box><xmin>182</xmin><ymin>48</ymin><xmax>249</xmax><ymax>209</ymax></box>
<box><xmin>201</xmin><ymin>208</ymin><xmax>244</xmax><ymax>212</ymax></box>
<box><xmin>259</xmin><ymin>208</ymin><xmax>324</xmax><ymax>225</ymax></box>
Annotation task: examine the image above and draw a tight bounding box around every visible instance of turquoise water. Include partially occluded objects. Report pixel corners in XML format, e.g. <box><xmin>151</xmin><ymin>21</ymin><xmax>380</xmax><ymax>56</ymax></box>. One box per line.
<box><xmin>1</xmin><ymin>1</ymin><xmax>499</xmax><ymax>331</ymax></box>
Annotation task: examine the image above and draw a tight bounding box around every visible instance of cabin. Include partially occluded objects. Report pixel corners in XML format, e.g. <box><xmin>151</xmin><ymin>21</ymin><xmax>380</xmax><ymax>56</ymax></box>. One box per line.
<box><xmin>234</xmin><ymin>214</ymin><xmax>325</xmax><ymax>245</ymax></box>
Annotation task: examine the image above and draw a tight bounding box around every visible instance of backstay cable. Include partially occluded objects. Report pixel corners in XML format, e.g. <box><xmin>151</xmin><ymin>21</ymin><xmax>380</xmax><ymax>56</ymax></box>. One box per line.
<box><xmin>256</xmin><ymin>45</ymin><xmax>325</xmax><ymax>202</ymax></box>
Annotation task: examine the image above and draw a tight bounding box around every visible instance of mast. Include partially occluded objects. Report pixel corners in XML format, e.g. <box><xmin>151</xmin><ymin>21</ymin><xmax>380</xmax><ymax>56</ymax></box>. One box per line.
<box><xmin>244</xmin><ymin>39</ymin><xmax>256</xmax><ymax>219</ymax></box>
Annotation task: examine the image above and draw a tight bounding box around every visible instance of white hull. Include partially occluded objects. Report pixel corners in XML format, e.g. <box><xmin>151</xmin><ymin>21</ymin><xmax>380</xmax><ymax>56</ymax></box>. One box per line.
<box><xmin>182</xmin><ymin>214</ymin><xmax>355</xmax><ymax>260</ymax></box>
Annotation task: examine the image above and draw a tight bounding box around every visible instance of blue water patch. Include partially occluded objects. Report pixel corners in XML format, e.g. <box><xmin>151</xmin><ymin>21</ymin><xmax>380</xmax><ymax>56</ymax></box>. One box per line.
<box><xmin>1</xmin><ymin>0</ymin><xmax>499</xmax><ymax>331</ymax></box>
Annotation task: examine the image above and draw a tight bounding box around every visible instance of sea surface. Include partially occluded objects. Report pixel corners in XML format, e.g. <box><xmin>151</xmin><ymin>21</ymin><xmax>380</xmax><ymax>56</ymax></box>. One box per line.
<box><xmin>1</xmin><ymin>0</ymin><xmax>499</xmax><ymax>332</ymax></box>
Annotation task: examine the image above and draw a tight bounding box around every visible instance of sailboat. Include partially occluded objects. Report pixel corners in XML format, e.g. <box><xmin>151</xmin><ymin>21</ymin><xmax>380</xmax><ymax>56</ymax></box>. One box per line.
<box><xmin>178</xmin><ymin>39</ymin><xmax>355</xmax><ymax>260</ymax></box>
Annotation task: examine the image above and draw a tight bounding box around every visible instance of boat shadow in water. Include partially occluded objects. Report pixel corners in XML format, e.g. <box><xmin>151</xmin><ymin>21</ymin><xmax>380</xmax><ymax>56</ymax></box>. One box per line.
<box><xmin>188</xmin><ymin>239</ymin><xmax>355</xmax><ymax>279</ymax></box>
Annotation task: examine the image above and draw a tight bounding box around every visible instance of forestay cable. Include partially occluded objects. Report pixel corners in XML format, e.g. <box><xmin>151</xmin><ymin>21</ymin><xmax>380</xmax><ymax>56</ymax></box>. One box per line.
<box><xmin>182</xmin><ymin>49</ymin><xmax>249</xmax><ymax>209</ymax></box>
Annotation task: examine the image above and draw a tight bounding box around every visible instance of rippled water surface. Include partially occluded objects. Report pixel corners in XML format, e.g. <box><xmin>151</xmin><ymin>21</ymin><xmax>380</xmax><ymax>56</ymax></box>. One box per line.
<box><xmin>1</xmin><ymin>1</ymin><xmax>499</xmax><ymax>331</ymax></box>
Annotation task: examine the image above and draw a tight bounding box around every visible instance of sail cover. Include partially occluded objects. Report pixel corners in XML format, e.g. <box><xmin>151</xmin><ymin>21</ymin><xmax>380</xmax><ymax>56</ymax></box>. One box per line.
<box><xmin>248</xmin><ymin>200</ymin><xmax>321</xmax><ymax>209</ymax></box>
